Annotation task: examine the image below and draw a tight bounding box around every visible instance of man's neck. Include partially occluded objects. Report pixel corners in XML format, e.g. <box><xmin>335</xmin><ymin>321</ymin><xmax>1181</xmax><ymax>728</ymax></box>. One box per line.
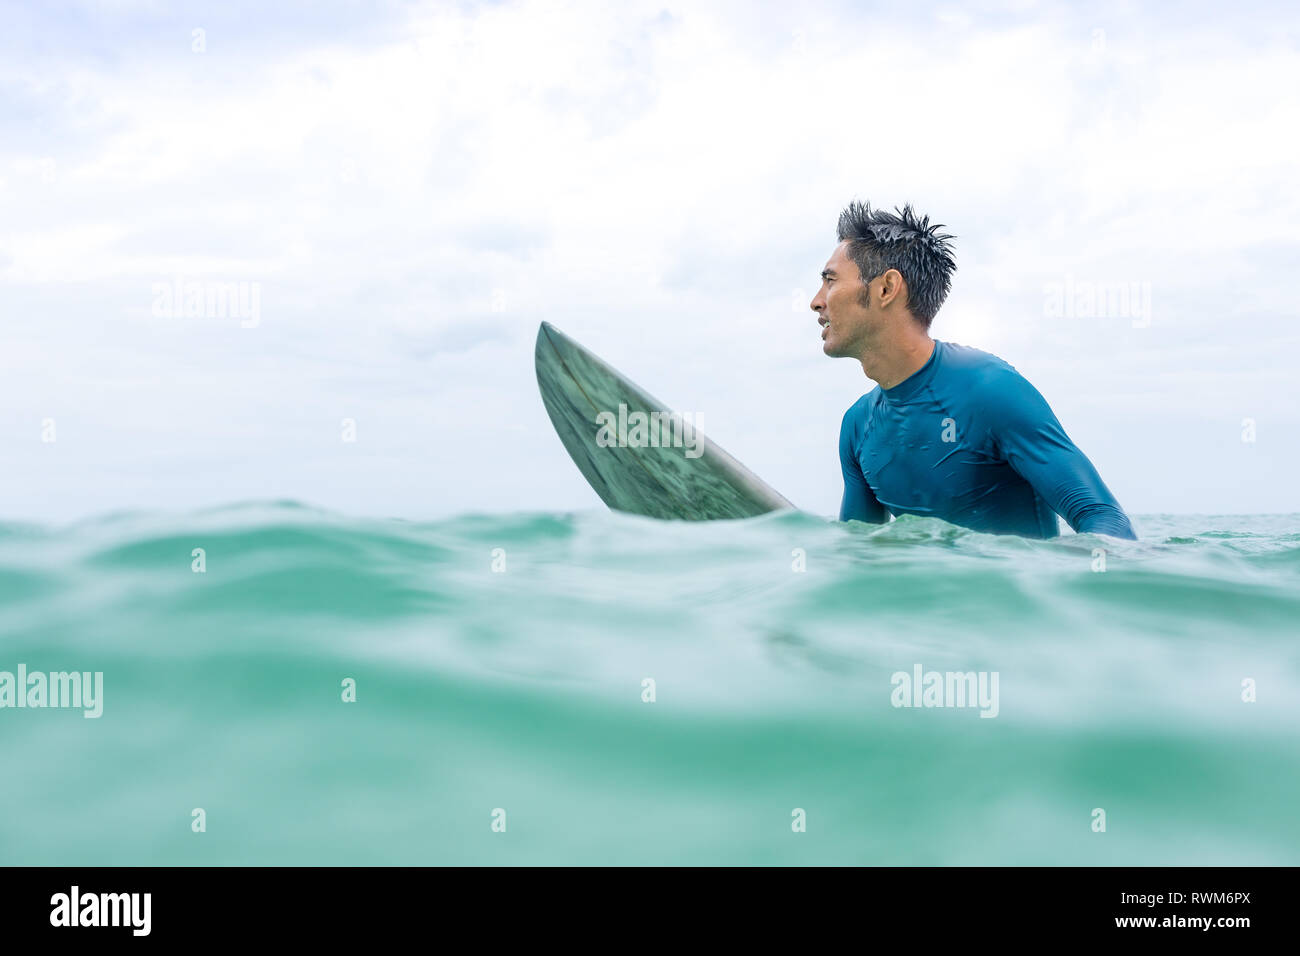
<box><xmin>858</xmin><ymin>324</ymin><xmax>935</xmax><ymax>390</ymax></box>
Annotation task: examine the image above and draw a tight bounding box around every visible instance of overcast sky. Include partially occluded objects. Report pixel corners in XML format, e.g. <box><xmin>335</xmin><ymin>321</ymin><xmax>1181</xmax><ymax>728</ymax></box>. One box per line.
<box><xmin>2</xmin><ymin>0</ymin><xmax>1296</xmax><ymax>523</ymax></box>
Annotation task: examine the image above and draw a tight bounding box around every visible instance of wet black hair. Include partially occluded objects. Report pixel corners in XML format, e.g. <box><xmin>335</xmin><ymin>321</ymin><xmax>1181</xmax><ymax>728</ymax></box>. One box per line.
<box><xmin>836</xmin><ymin>201</ymin><xmax>956</xmax><ymax>328</ymax></box>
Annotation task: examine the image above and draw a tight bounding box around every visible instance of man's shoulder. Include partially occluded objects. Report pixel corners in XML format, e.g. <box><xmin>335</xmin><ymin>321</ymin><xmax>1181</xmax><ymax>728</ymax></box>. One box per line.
<box><xmin>938</xmin><ymin>340</ymin><xmax>1020</xmax><ymax>379</ymax></box>
<box><xmin>937</xmin><ymin>340</ymin><xmax>1035</xmax><ymax>396</ymax></box>
<box><xmin>938</xmin><ymin>341</ymin><xmax>1056</xmax><ymax>432</ymax></box>
<box><xmin>842</xmin><ymin>387</ymin><xmax>881</xmax><ymax>423</ymax></box>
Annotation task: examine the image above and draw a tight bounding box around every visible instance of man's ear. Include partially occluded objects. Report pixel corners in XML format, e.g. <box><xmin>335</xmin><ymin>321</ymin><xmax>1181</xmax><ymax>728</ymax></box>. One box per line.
<box><xmin>879</xmin><ymin>268</ymin><xmax>907</xmax><ymax>309</ymax></box>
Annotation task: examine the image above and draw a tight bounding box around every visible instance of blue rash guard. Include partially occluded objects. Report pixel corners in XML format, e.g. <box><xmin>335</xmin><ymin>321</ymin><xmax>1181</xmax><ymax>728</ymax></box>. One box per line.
<box><xmin>839</xmin><ymin>340</ymin><xmax>1136</xmax><ymax>539</ymax></box>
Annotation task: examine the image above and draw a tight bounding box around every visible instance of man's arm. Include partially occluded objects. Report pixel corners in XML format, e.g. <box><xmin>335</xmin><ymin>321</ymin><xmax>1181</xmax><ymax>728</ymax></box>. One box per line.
<box><xmin>989</xmin><ymin>373</ymin><xmax>1137</xmax><ymax>539</ymax></box>
<box><xmin>839</xmin><ymin>404</ymin><xmax>889</xmax><ymax>524</ymax></box>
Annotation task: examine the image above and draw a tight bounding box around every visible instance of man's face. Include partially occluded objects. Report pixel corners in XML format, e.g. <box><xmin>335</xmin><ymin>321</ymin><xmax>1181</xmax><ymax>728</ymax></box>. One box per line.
<box><xmin>810</xmin><ymin>241</ymin><xmax>876</xmax><ymax>358</ymax></box>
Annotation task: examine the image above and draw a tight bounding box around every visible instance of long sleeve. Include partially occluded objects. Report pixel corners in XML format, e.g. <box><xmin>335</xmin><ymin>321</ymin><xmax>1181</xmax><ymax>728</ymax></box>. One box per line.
<box><xmin>988</xmin><ymin>375</ymin><xmax>1137</xmax><ymax>539</ymax></box>
<box><xmin>839</xmin><ymin>403</ymin><xmax>889</xmax><ymax>524</ymax></box>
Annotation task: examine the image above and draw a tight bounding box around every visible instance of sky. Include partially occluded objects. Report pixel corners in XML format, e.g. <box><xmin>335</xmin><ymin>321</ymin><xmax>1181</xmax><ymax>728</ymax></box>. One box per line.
<box><xmin>2</xmin><ymin>0</ymin><xmax>1297</xmax><ymax>523</ymax></box>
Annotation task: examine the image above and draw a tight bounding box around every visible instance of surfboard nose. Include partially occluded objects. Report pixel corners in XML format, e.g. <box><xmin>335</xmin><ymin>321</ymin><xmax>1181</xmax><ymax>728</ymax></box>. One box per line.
<box><xmin>535</xmin><ymin>321</ymin><xmax>567</xmax><ymax>363</ymax></box>
<box><xmin>536</xmin><ymin>321</ymin><xmax>593</xmax><ymax>379</ymax></box>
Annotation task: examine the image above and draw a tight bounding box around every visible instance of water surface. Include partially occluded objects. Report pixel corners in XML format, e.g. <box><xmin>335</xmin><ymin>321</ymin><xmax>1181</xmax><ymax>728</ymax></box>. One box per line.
<box><xmin>1</xmin><ymin>505</ymin><xmax>1296</xmax><ymax>865</ymax></box>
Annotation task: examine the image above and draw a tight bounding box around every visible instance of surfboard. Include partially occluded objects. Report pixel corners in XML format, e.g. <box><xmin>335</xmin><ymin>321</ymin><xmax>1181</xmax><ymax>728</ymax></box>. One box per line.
<box><xmin>534</xmin><ymin>322</ymin><xmax>793</xmax><ymax>520</ymax></box>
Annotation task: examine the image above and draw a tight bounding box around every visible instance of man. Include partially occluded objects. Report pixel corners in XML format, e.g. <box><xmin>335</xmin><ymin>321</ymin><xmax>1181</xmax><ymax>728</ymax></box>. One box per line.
<box><xmin>812</xmin><ymin>201</ymin><xmax>1136</xmax><ymax>539</ymax></box>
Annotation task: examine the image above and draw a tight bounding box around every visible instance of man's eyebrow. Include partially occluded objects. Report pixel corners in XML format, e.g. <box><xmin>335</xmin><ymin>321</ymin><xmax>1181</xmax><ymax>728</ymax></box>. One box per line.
<box><xmin>821</xmin><ymin>268</ymin><xmax>836</xmax><ymax>279</ymax></box>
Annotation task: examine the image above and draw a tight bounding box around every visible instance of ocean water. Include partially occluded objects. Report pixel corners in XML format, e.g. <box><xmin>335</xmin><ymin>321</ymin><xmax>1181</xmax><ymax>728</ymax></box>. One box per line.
<box><xmin>1</xmin><ymin>504</ymin><xmax>1297</xmax><ymax>866</ymax></box>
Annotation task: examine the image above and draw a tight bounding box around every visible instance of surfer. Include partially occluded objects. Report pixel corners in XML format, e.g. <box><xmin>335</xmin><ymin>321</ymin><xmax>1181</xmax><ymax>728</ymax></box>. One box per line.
<box><xmin>813</xmin><ymin>201</ymin><xmax>1136</xmax><ymax>539</ymax></box>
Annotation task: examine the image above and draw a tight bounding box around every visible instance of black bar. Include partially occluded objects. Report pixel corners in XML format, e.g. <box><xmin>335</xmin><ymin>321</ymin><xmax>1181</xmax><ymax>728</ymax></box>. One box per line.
<box><xmin>0</xmin><ymin>866</ymin><xmax>1282</xmax><ymax>941</ymax></box>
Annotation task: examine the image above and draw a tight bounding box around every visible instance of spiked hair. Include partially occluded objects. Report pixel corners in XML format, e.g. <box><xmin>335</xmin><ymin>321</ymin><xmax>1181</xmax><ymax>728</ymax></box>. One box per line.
<box><xmin>835</xmin><ymin>201</ymin><xmax>956</xmax><ymax>328</ymax></box>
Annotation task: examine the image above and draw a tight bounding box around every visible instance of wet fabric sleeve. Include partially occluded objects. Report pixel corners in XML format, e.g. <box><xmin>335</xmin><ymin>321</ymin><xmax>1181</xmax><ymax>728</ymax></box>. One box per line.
<box><xmin>839</xmin><ymin>406</ymin><xmax>890</xmax><ymax>524</ymax></box>
<box><xmin>989</xmin><ymin>376</ymin><xmax>1137</xmax><ymax>539</ymax></box>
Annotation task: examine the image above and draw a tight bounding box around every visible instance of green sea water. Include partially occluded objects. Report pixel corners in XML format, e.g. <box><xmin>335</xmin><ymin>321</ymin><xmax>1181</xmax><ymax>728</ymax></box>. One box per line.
<box><xmin>1</xmin><ymin>504</ymin><xmax>1298</xmax><ymax>866</ymax></box>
